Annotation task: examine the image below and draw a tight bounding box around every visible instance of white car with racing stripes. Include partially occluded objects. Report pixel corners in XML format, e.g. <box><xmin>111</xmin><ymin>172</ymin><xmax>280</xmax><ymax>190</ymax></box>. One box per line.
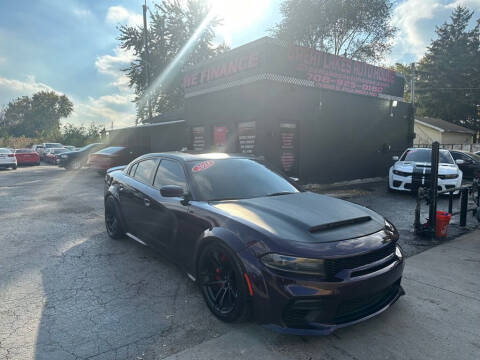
<box><xmin>389</xmin><ymin>148</ymin><xmax>463</xmax><ymax>193</ymax></box>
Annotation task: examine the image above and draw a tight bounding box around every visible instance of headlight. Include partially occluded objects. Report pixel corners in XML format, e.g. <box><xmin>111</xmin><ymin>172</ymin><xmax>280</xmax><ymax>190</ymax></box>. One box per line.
<box><xmin>438</xmin><ymin>174</ymin><xmax>458</xmax><ymax>179</ymax></box>
<box><xmin>395</xmin><ymin>245</ymin><xmax>403</xmax><ymax>260</ymax></box>
<box><xmin>61</xmin><ymin>154</ymin><xmax>68</xmax><ymax>159</ymax></box>
<box><xmin>260</xmin><ymin>253</ymin><xmax>326</xmax><ymax>276</ymax></box>
<box><xmin>385</xmin><ymin>219</ymin><xmax>399</xmax><ymax>241</ymax></box>
<box><xmin>393</xmin><ymin>169</ymin><xmax>411</xmax><ymax>177</ymax></box>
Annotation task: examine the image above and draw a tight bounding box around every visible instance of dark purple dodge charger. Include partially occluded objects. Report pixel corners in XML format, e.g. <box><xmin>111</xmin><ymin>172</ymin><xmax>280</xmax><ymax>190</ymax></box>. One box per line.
<box><xmin>104</xmin><ymin>152</ymin><xmax>404</xmax><ymax>335</ymax></box>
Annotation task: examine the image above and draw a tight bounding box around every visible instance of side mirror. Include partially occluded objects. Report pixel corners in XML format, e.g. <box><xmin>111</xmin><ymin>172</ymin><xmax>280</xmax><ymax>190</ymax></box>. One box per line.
<box><xmin>392</xmin><ymin>156</ymin><xmax>399</xmax><ymax>161</ymax></box>
<box><xmin>160</xmin><ymin>185</ymin><xmax>184</xmax><ymax>198</ymax></box>
<box><xmin>455</xmin><ymin>159</ymin><xmax>465</xmax><ymax>165</ymax></box>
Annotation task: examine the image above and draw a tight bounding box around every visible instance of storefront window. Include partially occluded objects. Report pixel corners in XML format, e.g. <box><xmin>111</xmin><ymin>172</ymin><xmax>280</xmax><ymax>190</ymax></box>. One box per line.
<box><xmin>238</xmin><ymin>121</ymin><xmax>256</xmax><ymax>154</ymax></box>
<box><xmin>192</xmin><ymin>126</ymin><xmax>206</xmax><ymax>151</ymax></box>
<box><xmin>213</xmin><ymin>125</ymin><xmax>229</xmax><ymax>150</ymax></box>
<box><xmin>280</xmin><ymin>122</ymin><xmax>298</xmax><ymax>175</ymax></box>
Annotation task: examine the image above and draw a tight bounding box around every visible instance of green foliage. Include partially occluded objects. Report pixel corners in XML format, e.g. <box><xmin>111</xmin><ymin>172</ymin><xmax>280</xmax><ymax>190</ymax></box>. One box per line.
<box><xmin>271</xmin><ymin>0</ymin><xmax>397</xmax><ymax>62</ymax></box>
<box><xmin>61</xmin><ymin>123</ymin><xmax>104</xmax><ymax>147</ymax></box>
<box><xmin>118</xmin><ymin>0</ymin><xmax>227</xmax><ymax>123</ymax></box>
<box><xmin>416</xmin><ymin>6</ymin><xmax>480</xmax><ymax>130</ymax></box>
<box><xmin>2</xmin><ymin>91</ymin><xmax>73</xmax><ymax>138</ymax></box>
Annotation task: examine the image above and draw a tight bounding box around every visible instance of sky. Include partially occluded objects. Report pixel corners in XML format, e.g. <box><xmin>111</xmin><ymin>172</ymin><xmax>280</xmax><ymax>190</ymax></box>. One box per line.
<box><xmin>1</xmin><ymin>0</ymin><xmax>480</xmax><ymax>129</ymax></box>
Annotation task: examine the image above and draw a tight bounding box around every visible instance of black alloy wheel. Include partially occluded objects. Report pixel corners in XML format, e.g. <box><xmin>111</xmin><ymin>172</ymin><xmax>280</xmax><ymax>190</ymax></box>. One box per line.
<box><xmin>198</xmin><ymin>243</ymin><xmax>249</xmax><ymax>322</ymax></box>
<box><xmin>105</xmin><ymin>196</ymin><xmax>124</xmax><ymax>239</ymax></box>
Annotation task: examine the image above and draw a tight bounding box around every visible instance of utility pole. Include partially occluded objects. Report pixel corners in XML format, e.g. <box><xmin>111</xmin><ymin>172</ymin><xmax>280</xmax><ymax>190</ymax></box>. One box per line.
<box><xmin>142</xmin><ymin>0</ymin><xmax>153</xmax><ymax>125</ymax></box>
<box><xmin>410</xmin><ymin>62</ymin><xmax>415</xmax><ymax>106</ymax></box>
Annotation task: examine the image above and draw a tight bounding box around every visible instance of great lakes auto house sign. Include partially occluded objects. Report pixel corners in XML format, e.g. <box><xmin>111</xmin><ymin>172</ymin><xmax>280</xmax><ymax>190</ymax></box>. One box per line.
<box><xmin>183</xmin><ymin>37</ymin><xmax>405</xmax><ymax>101</ymax></box>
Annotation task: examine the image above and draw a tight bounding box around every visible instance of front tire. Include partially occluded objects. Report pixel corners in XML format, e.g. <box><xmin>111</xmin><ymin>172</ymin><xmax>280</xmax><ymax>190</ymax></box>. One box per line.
<box><xmin>197</xmin><ymin>242</ymin><xmax>250</xmax><ymax>323</ymax></box>
<box><xmin>105</xmin><ymin>196</ymin><xmax>125</xmax><ymax>239</ymax></box>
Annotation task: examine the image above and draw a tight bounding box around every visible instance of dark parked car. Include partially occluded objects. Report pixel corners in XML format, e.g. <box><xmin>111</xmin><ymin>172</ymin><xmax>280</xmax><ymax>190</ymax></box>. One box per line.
<box><xmin>88</xmin><ymin>146</ymin><xmax>141</xmax><ymax>173</ymax></box>
<box><xmin>104</xmin><ymin>152</ymin><xmax>405</xmax><ymax>335</ymax></box>
<box><xmin>450</xmin><ymin>150</ymin><xmax>480</xmax><ymax>179</ymax></box>
<box><xmin>44</xmin><ymin>148</ymin><xmax>69</xmax><ymax>165</ymax></box>
<box><xmin>58</xmin><ymin>143</ymin><xmax>105</xmax><ymax>170</ymax></box>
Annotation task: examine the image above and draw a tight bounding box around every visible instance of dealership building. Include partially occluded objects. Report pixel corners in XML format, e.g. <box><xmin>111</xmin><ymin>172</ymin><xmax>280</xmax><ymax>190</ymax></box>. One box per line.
<box><xmin>110</xmin><ymin>37</ymin><xmax>413</xmax><ymax>184</ymax></box>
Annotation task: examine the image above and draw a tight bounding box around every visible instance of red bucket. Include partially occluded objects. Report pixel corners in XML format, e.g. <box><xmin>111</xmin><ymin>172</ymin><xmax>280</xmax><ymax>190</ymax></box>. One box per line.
<box><xmin>435</xmin><ymin>211</ymin><xmax>451</xmax><ymax>238</ymax></box>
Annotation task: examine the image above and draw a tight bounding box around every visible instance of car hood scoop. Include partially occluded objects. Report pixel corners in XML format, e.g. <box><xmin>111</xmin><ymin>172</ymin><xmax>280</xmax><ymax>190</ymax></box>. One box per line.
<box><xmin>211</xmin><ymin>192</ymin><xmax>384</xmax><ymax>243</ymax></box>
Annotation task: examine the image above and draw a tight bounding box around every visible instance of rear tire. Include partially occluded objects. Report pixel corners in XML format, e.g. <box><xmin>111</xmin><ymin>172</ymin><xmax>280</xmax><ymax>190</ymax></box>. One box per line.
<box><xmin>105</xmin><ymin>196</ymin><xmax>125</xmax><ymax>240</ymax></box>
<box><xmin>12</xmin><ymin>165</ymin><xmax>17</xmax><ymax>170</ymax></box>
<box><xmin>197</xmin><ymin>242</ymin><xmax>250</xmax><ymax>323</ymax></box>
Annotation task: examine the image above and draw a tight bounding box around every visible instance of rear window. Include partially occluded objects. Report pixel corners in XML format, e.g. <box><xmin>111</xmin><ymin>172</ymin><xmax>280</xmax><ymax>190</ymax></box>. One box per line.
<box><xmin>0</xmin><ymin>148</ymin><xmax>12</xmax><ymax>154</ymax></box>
<box><xmin>15</xmin><ymin>149</ymin><xmax>33</xmax><ymax>153</ymax></box>
<box><xmin>96</xmin><ymin>146</ymin><xmax>125</xmax><ymax>155</ymax></box>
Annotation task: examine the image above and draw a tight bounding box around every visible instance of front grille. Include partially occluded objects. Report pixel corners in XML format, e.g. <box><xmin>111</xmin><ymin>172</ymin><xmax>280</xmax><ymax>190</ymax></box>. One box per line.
<box><xmin>325</xmin><ymin>242</ymin><xmax>396</xmax><ymax>278</ymax></box>
<box><xmin>333</xmin><ymin>280</ymin><xmax>401</xmax><ymax>324</ymax></box>
<box><xmin>282</xmin><ymin>280</ymin><xmax>402</xmax><ymax>328</ymax></box>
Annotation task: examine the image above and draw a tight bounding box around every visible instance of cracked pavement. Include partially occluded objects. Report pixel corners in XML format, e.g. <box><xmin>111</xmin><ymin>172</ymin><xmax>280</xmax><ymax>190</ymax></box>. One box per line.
<box><xmin>1</xmin><ymin>165</ymin><xmax>479</xmax><ymax>360</ymax></box>
<box><xmin>0</xmin><ymin>166</ymin><xmax>229</xmax><ymax>360</ymax></box>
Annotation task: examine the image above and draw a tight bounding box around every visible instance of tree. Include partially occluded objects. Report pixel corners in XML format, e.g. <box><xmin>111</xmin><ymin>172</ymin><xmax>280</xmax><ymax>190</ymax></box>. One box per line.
<box><xmin>2</xmin><ymin>91</ymin><xmax>73</xmax><ymax>138</ymax></box>
<box><xmin>416</xmin><ymin>6</ymin><xmax>480</xmax><ymax>130</ymax></box>
<box><xmin>118</xmin><ymin>0</ymin><xmax>227</xmax><ymax>123</ymax></box>
<box><xmin>271</xmin><ymin>0</ymin><xmax>397</xmax><ymax>62</ymax></box>
<box><xmin>62</xmin><ymin>123</ymin><xmax>105</xmax><ymax>147</ymax></box>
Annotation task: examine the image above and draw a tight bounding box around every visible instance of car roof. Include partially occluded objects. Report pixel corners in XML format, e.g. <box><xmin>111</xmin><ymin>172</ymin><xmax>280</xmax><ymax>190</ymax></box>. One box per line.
<box><xmin>135</xmin><ymin>151</ymin><xmax>255</xmax><ymax>162</ymax></box>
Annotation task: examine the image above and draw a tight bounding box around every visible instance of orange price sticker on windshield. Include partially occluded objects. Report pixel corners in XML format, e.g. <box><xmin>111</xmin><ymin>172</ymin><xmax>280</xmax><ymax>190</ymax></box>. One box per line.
<box><xmin>192</xmin><ymin>160</ymin><xmax>215</xmax><ymax>172</ymax></box>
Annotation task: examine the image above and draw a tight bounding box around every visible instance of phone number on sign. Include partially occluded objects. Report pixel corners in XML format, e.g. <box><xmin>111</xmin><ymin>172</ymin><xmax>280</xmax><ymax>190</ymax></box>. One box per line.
<box><xmin>306</xmin><ymin>73</ymin><xmax>384</xmax><ymax>94</ymax></box>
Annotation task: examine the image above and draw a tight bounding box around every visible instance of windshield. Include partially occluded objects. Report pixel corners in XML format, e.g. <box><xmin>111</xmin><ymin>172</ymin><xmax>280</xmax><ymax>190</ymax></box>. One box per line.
<box><xmin>187</xmin><ymin>158</ymin><xmax>300</xmax><ymax>201</ymax></box>
<box><xmin>400</xmin><ymin>149</ymin><xmax>454</xmax><ymax>164</ymax></box>
<box><xmin>79</xmin><ymin>143</ymin><xmax>102</xmax><ymax>152</ymax></box>
<box><xmin>96</xmin><ymin>146</ymin><xmax>125</xmax><ymax>155</ymax></box>
<box><xmin>53</xmin><ymin>149</ymin><xmax>68</xmax><ymax>154</ymax></box>
<box><xmin>0</xmin><ymin>148</ymin><xmax>12</xmax><ymax>154</ymax></box>
<box><xmin>45</xmin><ymin>143</ymin><xmax>63</xmax><ymax>148</ymax></box>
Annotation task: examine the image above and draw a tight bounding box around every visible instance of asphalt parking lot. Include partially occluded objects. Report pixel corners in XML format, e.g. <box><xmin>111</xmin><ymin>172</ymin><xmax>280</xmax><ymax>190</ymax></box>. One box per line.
<box><xmin>0</xmin><ymin>165</ymin><xmax>479</xmax><ymax>360</ymax></box>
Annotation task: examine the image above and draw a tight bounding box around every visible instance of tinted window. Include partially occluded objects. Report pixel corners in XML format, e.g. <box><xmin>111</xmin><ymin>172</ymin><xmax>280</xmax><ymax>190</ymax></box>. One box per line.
<box><xmin>44</xmin><ymin>143</ymin><xmax>63</xmax><ymax>148</ymax></box>
<box><xmin>133</xmin><ymin>159</ymin><xmax>158</xmax><ymax>184</ymax></box>
<box><xmin>96</xmin><ymin>146</ymin><xmax>125</xmax><ymax>155</ymax></box>
<box><xmin>154</xmin><ymin>160</ymin><xmax>187</xmax><ymax>189</ymax></box>
<box><xmin>453</xmin><ymin>152</ymin><xmax>480</xmax><ymax>162</ymax></box>
<box><xmin>79</xmin><ymin>143</ymin><xmax>102</xmax><ymax>152</ymax></box>
<box><xmin>53</xmin><ymin>149</ymin><xmax>68</xmax><ymax>154</ymax></box>
<box><xmin>129</xmin><ymin>162</ymin><xmax>139</xmax><ymax>176</ymax></box>
<box><xmin>188</xmin><ymin>158</ymin><xmax>299</xmax><ymax>201</ymax></box>
<box><xmin>400</xmin><ymin>149</ymin><xmax>453</xmax><ymax>164</ymax></box>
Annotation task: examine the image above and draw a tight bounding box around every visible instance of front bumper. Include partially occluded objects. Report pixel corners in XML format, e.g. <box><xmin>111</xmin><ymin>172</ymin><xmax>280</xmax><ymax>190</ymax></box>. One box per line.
<box><xmin>389</xmin><ymin>173</ymin><xmax>461</xmax><ymax>193</ymax></box>
<box><xmin>242</xmin><ymin>246</ymin><xmax>405</xmax><ymax>335</ymax></box>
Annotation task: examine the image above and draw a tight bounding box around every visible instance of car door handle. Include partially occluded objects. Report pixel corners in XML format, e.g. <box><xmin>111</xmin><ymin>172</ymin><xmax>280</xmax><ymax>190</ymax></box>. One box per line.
<box><xmin>144</xmin><ymin>198</ymin><xmax>151</xmax><ymax>207</ymax></box>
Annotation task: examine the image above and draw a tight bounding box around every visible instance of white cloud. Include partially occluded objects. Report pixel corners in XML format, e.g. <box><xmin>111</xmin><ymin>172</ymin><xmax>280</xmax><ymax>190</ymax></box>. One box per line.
<box><xmin>0</xmin><ymin>75</ymin><xmax>135</xmax><ymax>129</ymax></box>
<box><xmin>95</xmin><ymin>46</ymin><xmax>134</xmax><ymax>92</ymax></box>
<box><xmin>0</xmin><ymin>75</ymin><xmax>55</xmax><ymax>99</ymax></box>
<box><xmin>69</xmin><ymin>94</ymin><xmax>135</xmax><ymax>129</ymax></box>
<box><xmin>72</xmin><ymin>7</ymin><xmax>92</xmax><ymax>18</ymax></box>
<box><xmin>389</xmin><ymin>0</ymin><xmax>480</xmax><ymax>63</ymax></box>
<box><xmin>106</xmin><ymin>6</ymin><xmax>142</xmax><ymax>27</ymax></box>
